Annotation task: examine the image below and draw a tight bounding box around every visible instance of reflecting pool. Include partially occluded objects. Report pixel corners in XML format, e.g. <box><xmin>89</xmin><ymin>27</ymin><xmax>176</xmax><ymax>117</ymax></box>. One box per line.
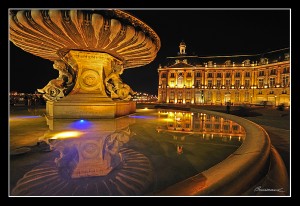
<box><xmin>10</xmin><ymin>108</ymin><xmax>245</xmax><ymax>196</ymax></box>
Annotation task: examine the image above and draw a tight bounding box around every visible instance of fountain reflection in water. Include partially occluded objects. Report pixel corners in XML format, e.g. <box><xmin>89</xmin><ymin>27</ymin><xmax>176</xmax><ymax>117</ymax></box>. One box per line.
<box><xmin>11</xmin><ymin>109</ymin><xmax>245</xmax><ymax>196</ymax></box>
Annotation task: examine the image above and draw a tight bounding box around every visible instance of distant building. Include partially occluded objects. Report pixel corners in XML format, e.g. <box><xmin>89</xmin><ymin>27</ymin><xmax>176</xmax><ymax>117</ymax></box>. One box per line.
<box><xmin>158</xmin><ymin>42</ymin><xmax>290</xmax><ymax>106</ymax></box>
<box><xmin>132</xmin><ymin>92</ymin><xmax>158</xmax><ymax>103</ymax></box>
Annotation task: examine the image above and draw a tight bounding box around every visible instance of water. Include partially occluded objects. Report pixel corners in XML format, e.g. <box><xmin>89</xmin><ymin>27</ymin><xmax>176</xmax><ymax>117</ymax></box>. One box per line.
<box><xmin>9</xmin><ymin>107</ymin><xmax>244</xmax><ymax>196</ymax></box>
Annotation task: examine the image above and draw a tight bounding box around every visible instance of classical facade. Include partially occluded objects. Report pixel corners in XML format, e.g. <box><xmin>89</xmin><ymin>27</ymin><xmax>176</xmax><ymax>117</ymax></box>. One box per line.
<box><xmin>158</xmin><ymin>42</ymin><xmax>290</xmax><ymax>106</ymax></box>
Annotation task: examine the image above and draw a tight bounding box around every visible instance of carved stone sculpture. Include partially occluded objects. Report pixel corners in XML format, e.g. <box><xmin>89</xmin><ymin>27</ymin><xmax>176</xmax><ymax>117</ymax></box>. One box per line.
<box><xmin>37</xmin><ymin>60</ymin><xmax>74</xmax><ymax>101</ymax></box>
<box><xmin>105</xmin><ymin>60</ymin><xmax>136</xmax><ymax>100</ymax></box>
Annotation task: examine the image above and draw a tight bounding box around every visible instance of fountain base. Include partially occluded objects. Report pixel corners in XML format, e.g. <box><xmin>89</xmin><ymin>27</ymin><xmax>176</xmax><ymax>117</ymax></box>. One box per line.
<box><xmin>46</xmin><ymin>95</ymin><xmax>136</xmax><ymax>119</ymax></box>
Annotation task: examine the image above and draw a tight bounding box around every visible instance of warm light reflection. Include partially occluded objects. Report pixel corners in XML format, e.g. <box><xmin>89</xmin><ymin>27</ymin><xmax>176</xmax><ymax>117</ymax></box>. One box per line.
<box><xmin>50</xmin><ymin>131</ymin><xmax>83</xmax><ymax>140</ymax></box>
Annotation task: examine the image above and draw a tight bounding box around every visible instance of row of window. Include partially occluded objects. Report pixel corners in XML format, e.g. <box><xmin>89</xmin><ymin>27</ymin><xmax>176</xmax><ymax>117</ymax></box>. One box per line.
<box><xmin>161</xmin><ymin>68</ymin><xmax>289</xmax><ymax>79</ymax></box>
<box><xmin>162</xmin><ymin>76</ymin><xmax>289</xmax><ymax>88</ymax></box>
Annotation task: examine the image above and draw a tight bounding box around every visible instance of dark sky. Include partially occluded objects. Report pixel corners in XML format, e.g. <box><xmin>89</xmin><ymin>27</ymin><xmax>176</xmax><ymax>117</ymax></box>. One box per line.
<box><xmin>9</xmin><ymin>9</ymin><xmax>290</xmax><ymax>95</ymax></box>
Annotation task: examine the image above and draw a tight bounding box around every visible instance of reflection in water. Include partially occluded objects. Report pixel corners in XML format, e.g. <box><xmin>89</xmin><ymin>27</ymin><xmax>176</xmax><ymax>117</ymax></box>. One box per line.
<box><xmin>11</xmin><ymin>109</ymin><xmax>246</xmax><ymax>196</ymax></box>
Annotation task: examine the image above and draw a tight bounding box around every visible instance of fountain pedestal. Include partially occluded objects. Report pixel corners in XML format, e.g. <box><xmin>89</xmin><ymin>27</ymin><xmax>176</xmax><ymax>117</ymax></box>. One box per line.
<box><xmin>46</xmin><ymin>51</ymin><xmax>136</xmax><ymax>119</ymax></box>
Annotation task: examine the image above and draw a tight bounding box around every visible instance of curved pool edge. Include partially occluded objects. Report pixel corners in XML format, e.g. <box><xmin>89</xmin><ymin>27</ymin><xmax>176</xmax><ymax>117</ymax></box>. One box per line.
<box><xmin>156</xmin><ymin>108</ymin><xmax>273</xmax><ymax>196</ymax></box>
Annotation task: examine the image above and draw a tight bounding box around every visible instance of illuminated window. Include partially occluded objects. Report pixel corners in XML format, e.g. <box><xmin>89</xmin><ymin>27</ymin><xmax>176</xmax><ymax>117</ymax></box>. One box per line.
<box><xmin>216</xmin><ymin>80</ymin><xmax>221</xmax><ymax>88</ymax></box>
<box><xmin>245</xmin><ymin>91</ymin><xmax>249</xmax><ymax>101</ymax></box>
<box><xmin>258</xmin><ymin>79</ymin><xmax>264</xmax><ymax>88</ymax></box>
<box><xmin>235</xmin><ymin>92</ymin><xmax>239</xmax><ymax>102</ymax></box>
<box><xmin>282</xmin><ymin>76</ymin><xmax>289</xmax><ymax>86</ymax></box>
<box><xmin>178</xmin><ymin>76</ymin><xmax>183</xmax><ymax>88</ymax></box>
<box><xmin>216</xmin><ymin>91</ymin><xmax>221</xmax><ymax>101</ymax></box>
<box><xmin>269</xmin><ymin>77</ymin><xmax>275</xmax><ymax>87</ymax></box>
<box><xmin>170</xmin><ymin>91</ymin><xmax>175</xmax><ymax>100</ymax></box>
<box><xmin>259</xmin><ymin>71</ymin><xmax>265</xmax><ymax>76</ymax></box>
<box><xmin>233</xmin><ymin>125</ymin><xmax>239</xmax><ymax>131</ymax></box>
<box><xmin>170</xmin><ymin>73</ymin><xmax>175</xmax><ymax>78</ymax></box>
<box><xmin>245</xmin><ymin>79</ymin><xmax>250</xmax><ymax>88</ymax></box>
<box><xmin>208</xmin><ymin>73</ymin><xmax>213</xmax><ymax>78</ymax></box>
<box><xmin>226</xmin><ymin>79</ymin><xmax>231</xmax><ymax>88</ymax></box>
<box><xmin>235</xmin><ymin>80</ymin><xmax>240</xmax><ymax>88</ymax></box>
<box><xmin>283</xmin><ymin>68</ymin><xmax>289</xmax><ymax>73</ymax></box>
<box><xmin>208</xmin><ymin>80</ymin><xmax>212</xmax><ymax>88</ymax></box>
<box><xmin>207</xmin><ymin>91</ymin><xmax>212</xmax><ymax>101</ymax></box>
<box><xmin>186</xmin><ymin>91</ymin><xmax>191</xmax><ymax>100</ymax></box>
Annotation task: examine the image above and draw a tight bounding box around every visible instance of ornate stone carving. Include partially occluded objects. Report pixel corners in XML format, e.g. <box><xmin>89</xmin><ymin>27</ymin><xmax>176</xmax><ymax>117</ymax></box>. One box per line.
<box><xmin>105</xmin><ymin>60</ymin><xmax>136</xmax><ymax>100</ymax></box>
<box><xmin>37</xmin><ymin>60</ymin><xmax>75</xmax><ymax>101</ymax></box>
<box><xmin>9</xmin><ymin>10</ymin><xmax>161</xmax><ymax>69</ymax></box>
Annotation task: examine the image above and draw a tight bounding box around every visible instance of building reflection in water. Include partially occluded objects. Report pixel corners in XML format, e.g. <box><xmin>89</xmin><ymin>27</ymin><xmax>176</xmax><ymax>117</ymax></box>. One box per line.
<box><xmin>157</xmin><ymin>110</ymin><xmax>246</xmax><ymax>154</ymax></box>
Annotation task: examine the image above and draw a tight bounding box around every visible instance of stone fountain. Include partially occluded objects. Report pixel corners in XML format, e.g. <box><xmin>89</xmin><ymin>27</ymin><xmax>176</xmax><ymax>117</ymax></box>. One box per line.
<box><xmin>10</xmin><ymin>9</ymin><xmax>160</xmax><ymax>195</ymax></box>
<box><xmin>9</xmin><ymin>9</ymin><xmax>160</xmax><ymax>119</ymax></box>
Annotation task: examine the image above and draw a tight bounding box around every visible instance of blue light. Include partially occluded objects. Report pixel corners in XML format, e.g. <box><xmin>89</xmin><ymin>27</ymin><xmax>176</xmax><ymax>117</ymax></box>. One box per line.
<box><xmin>69</xmin><ymin>119</ymin><xmax>92</xmax><ymax>130</ymax></box>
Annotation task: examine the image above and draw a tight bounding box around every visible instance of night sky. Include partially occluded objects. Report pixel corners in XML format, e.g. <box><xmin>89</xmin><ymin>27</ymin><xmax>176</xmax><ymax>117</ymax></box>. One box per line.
<box><xmin>9</xmin><ymin>9</ymin><xmax>290</xmax><ymax>95</ymax></box>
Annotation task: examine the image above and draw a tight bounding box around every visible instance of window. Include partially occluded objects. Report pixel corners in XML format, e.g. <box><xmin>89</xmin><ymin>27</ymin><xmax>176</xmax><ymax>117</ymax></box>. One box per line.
<box><xmin>282</xmin><ymin>90</ymin><xmax>287</xmax><ymax>94</ymax></box>
<box><xmin>245</xmin><ymin>91</ymin><xmax>249</xmax><ymax>101</ymax></box>
<box><xmin>178</xmin><ymin>91</ymin><xmax>183</xmax><ymax>100</ymax></box>
<box><xmin>216</xmin><ymin>91</ymin><xmax>221</xmax><ymax>101</ymax></box>
<box><xmin>245</xmin><ymin>79</ymin><xmax>250</xmax><ymax>88</ymax></box>
<box><xmin>208</xmin><ymin>80</ymin><xmax>212</xmax><ymax>88</ymax></box>
<box><xmin>214</xmin><ymin>124</ymin><xmax>220</xmax><ymax>129</ymax></box>
<box><xmin>217</xmin><ymin>73</ymin><xmax>222</xmax><ymax>78</ymax></box>
<box><xmin>259</xmin><ymin>71</ymin><xmax>265</xmax><ymax>76</ymax></box>
<box><xmin>226</xmin><ymin>72</ymin><xmax>231</xmax><ymax>78</ymax></box>
<box><xmin>186</xmin><ymin>80</ymin><xmax>191</xmax><ymax>88</ymax></box>
<box><xmin>270</xmin><ymin>69</ymin><xmax>276</xmax><ymax>75</ymax></box>
<box><xmin>162</xmin><ymin>73</ymin><xmax>167</xmax><ymax>78</ymax></box>
<box><xmin>258</xmin><ymin>79</ymin><xmax>264</xmax><ymax>88</ymax></box>
<box><xmin>170</xmin><ymin>80</ymin><xmax>175</xmax><ymax>87</ymax></box>
<box><xmin>216</xmin><ymin>80</ymin><xmax>221</xmax><ymax>88</ymax></box>
<box><xmin>283</xmin><ymin>68</ymin><xmax>289</xmax><ymax>73</ymax></box>
<box><xmin>196</xmin><ymin>80</ymin><xmax>201</xmax><ymax>87</ymax></box>
<box><xmin>208</xmin><ymin>73</ymin><xmax>213</xmax><ymax>78</ymax></box>
<box><xmin>170</xmin><ymin>73</ymin><xmax>175</xmax><ymax>78</ymax></box>
<box><xmin>245</xmin><ymin>72</ymin><xmax>250</xmax><ymax>77</ymax></box>
<box><xmin>186</xmin><ymin>91</ymin><xmax>191</xmax><ymax>100</ymax></box>
<box><xmin>162</xmin><ymin>79</ymin><xmax>166</xmax><ymax>88</ymax></box>
<box><xmin>196</xmin><ymin>72</ymin><xmax>201</xmax><ymax>77</ymax></box>
<box><xmin>205</xmin><ymin>124</ymin><xmax>211</xmax><ymax>129</ymax></box>
<box><xmin>282</xmin><ymin>76</ymin><xmax>289</xmax><ymax>86</ymax></box>
<box><xmin>170</xmin><ymin>91</ymin><xmax>175</xmax><ymax>100</ymax></box>
<box><xmin>269</xmin><ymin>77</ymin><xmax>275</xmax><ymax>87</ymax></box>
<box><xmin>207</xmin><ymin>91</ymin><xmax>212</xmax><ymax>101</ymax></box>
<box><xmin>258</xmin><ymin>90</ymin><xmax>262</xmax><ymax>95</ymax></box>
<box><xmin>178</xmin><ymin>76</ymin><xmax>183</xmax><ymax>87</ymax></box>
<box><xmin>235</xmin><ymin>92</ymin><xmax>239</xmax><ymax>102</ymax></box>
<box><xmin>269</xmin><ymin>91</ymin><xmax>274</xmax><ymax>94</ymax></box>
<box><xmin>233</xmin><ymin>125</ymin><xmax>239</xmax><ymax>131</ymax></box>
<box><xmin>187</xmin><ymin>72</ymin><xmax>192</xmax><ymax>77</ymax></box>
<box><xmin>223</xmin><ymin>125</ymin><xmax>229</xmax><ymax>130</ymax></box>
<box><xmin>235</xmin><ymin>72</ymin><xmax>240</xmax><ymax>78</ymax></box>
<box><xmin>226</xmin><ymin>79</ymin><xmax>231</xmax><ymax>87</ymax></box>
<box><xmin>235</xmin><ymin>80</ymin><xmax>240</xmax><ymax>88</ymax></box>
<box><xmin>186</xmin><ymin>124</ymin><xmax>190</xmax><ymax>128</ymax></box>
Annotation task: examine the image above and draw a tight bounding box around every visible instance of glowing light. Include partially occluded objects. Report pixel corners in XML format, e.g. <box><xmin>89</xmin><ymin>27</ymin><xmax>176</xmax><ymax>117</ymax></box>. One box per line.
<box><xmin>69</xmin><ymin>119</ymin><xmax>93</xmax><ymax>130</ymax></box>
<box><xmin>51</xmin><ymin>131</ymin><xmax>83</xmax><ymax>140</ymax></box>
<box><xmin>144</xmin><ymin>107</ymin><xmax>148</xmax><ymax>110</ymax></box>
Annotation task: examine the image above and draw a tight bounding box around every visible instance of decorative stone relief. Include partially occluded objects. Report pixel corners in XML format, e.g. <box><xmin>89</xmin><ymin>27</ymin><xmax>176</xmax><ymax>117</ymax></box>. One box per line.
<box><xmin>105</xmin><ymin>60</ymin><xmax>136</xmax><ymax>100</ymax></box>
<box><xmin>37</xmin><ymin>60</ymin><xmax>75</xmax><ymax>101</ymax></box>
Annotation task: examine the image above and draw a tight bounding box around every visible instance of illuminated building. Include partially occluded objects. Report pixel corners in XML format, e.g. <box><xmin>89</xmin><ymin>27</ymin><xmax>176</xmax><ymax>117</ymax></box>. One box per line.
<box><xmin>158</xmin><ymin>42</ymin><xmax>290</xmax><ymax>106</ymax></box>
